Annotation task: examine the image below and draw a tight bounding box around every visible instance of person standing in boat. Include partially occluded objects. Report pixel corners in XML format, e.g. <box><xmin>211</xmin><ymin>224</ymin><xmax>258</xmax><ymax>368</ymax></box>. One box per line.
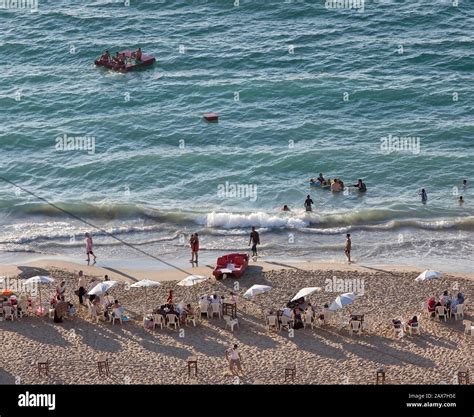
<box><xmin>132</xmin><ymin>47</ymin><xmax>142</xmax><ymax>62</ymax></box>
<box><xmin>249</xmin><ymin>227</ymin><xmax>260</xmax><ymax>259</ymax></box>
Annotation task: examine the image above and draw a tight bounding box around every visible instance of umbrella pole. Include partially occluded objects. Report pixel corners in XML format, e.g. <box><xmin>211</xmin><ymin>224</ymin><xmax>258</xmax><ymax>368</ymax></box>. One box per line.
<box><xmin>145</xmin><ymin>287</ymin><xmax>148</xmax><ymax>314</ymax></box>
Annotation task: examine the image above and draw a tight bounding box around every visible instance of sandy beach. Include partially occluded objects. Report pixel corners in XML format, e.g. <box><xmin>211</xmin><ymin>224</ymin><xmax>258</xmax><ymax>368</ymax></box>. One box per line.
<box><xmin>0</xmin><ymin>259</ymin><xmax>472</xmax><ymax>385</ymax></box>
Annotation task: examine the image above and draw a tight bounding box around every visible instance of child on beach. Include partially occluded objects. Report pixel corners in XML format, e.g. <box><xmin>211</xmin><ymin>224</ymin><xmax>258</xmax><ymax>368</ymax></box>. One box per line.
<box><xmin>225</xmin><ymin>344</ymin><xmax>243</xmax><ymax>376</ymax></box>
<box><xmin>84</xmin><ymin>232</ymin><xmax>97</xmax><ymax>264</ymax></box>
<box><xmin>345</xmin><ymin>234</ymin><xmax>352</xmax><ymax>263</ymax></box>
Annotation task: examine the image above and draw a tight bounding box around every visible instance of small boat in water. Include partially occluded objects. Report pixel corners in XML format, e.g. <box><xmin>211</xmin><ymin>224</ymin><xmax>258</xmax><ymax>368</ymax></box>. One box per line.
<box><xmin>94</xmin><ymin>50</ymin><xmax>156</xmax><ymax>73</ymax></box>
<box><xmin>213</xmin><ymin>253</ymin><xmax>249</xmax><ymax>280</ymax></box>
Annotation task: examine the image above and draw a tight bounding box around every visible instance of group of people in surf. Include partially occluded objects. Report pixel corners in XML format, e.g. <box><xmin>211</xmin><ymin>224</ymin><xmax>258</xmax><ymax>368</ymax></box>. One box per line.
<box><xmin>98</xmin><ymin>48</ymin><xmax>143</xmax><ymax>68</ymax></box>
<box><xmin>310</xmin><ymin>173</ymin><xmax>367</xmax><ymax>193</ymax></box>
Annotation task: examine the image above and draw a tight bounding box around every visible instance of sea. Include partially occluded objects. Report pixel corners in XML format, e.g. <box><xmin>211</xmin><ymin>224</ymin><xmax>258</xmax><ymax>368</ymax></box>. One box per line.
<box><xmin>0</xmin><ymin>0</ymin><xmax>473</xmax><ymax>273</ymax></box>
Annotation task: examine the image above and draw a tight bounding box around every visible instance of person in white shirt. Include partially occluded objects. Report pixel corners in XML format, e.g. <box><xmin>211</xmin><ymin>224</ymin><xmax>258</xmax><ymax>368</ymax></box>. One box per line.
<box><xmin>225</xmin><ymin>344</ymin><xmax>243</xmax><ymax>375</ymax></box>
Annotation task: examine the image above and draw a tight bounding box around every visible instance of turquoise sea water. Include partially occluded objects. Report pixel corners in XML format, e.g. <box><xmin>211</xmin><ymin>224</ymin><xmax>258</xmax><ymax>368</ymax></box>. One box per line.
<box><xmin>0</xmin><ymin>0</ymin><xmax>473</xmax><ymax>271</ymax></box>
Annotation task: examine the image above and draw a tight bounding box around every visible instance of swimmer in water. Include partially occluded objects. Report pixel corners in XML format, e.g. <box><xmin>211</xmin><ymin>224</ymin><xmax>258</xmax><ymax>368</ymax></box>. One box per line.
<box><xmin>352</xmin><ymin>179</ymin><xmax>366</xmax><ymax>193</ymax></box>
<box><xmin>281</xmin><ymin>205</ymin><xmax>290</xmax><ymax>211</ymax></box>
<box><xmin>419</xmin><ymin>188</ymin><xmax>428</xmax><ymax>204</ymax></box>
<box><xmin>462</xmin><ymin>179</ymin><xmax>467</xmax><ymax>189</ymax></box>
<box><xmin>459</xmin><ymin>196</ymin><xmax>464</xmax><ymax>206</ymax></box>
<box><xmin>304</xmin><ymin>195</ymin><xmax>314</xmax><ymax>212</ymax></box>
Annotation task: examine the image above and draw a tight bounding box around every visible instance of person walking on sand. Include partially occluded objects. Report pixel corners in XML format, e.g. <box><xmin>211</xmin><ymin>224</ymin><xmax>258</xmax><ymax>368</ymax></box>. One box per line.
<box><xmin>249</xmin><ymin>226</ymin><xmax>260</xmax><ymax>259</ymax></box>
<box><xmin>77</xmin><ymin>270</ymin><xmax>87</xmax><ymax>305</ymax></box>
<box><xmin>225</xmin><ymin>344</ymin><xmax>243</xmax><ymax>376</ymax></box>
<box><xmin>84</xmin><ymin>232</ymin><xmax>96</xmax><ymax>264</ymax></box>
<box><xmin>191</xmin><ymin>233</ymin><xmax>199</xmax><ymax>264</ymax></box>
<box><xmin>345</xmin><ymin>233</ymin><xmax>352</xmax><ymax>263</ymax></box>
<box><xmin>304</xmin><ymin>195</ymin><xmax>314</xmax><ymax>212</ymax></box>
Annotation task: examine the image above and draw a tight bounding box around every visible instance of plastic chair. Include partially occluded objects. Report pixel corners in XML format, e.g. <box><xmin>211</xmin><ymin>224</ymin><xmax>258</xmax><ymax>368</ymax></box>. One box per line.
<box><xmin>185</xmin><ymin>315</ymin><xmax>196</xmax><ymax>327</ymax></box>
<box><xmin>152</xmin><ymin>314</ymin><xmax>164</xmax><ymax>330</ymax></box>
<box><xmin>210</xmin><ymin>303</ymin><xmax>221</xmax><ymax>319</ymax></box>
<box><xmin>453</xmin><ymin>304</ymin><xmax>464</xmax><ymax>321</ymax></box>
<box><xmin>406</xmin><ymin>322</ymin><xmax>421</xmax><ymax>336</ymax></box>
<box><xmin>393</xmin><ymin>323</ymin><xmax>404</xmax><ymax>338</ymax></box>
<box><xmin>303</xmin><ymin>312</ymin><xmax>315</xmax><ymax>329</ymax></box>
<box><xmin>349</xmin><ymin>320</ymin><xmax>362</xmax><ymax>336</ymax></box>
<box><xmin>435</xmin><ymin>306</ymin><xmax>447</xmax><ymax>322</ymax></box>
<box><xmin>267</xmin><ymin>315</ymin><xmax>278</xmax><ymax>331</ymax></box>
<box><xmin>463</xmin><ymin>320</ymin><xmax>472</xmax><ymax>335</ymax></box>
<box><xmin>224</xmin><ymin>315</ymin><xmax>239</xmax><ymax>332</ymax></box>
<box><xmin>3</xmin><ymin>306</ymin><xmax>15</xmax><ymax>321</ymax></box>
<box><xmin>110</xmin><ymin>308</ymin><xmax>123</xmax><ymax>325</ymax></box>
<box><xmin>199</xmin><ymin>301</ymin><xmax>210</xmax><ymax>319</ymax></box>
<box><xmin>280</xmin><ymin>315</ymin><xmax>292</xmax><ymax>331</ymax></box>
<box><xmin>166</xmin><ymin>313</ymin><xmax>179</xmax><ymax>329</ymax></box>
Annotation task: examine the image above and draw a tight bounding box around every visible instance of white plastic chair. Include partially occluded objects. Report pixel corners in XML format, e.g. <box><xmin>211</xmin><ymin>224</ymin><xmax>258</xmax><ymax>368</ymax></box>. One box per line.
<box><xmin>303</xmin><ymin>312</ymin><xmax>314</xmax><ymax>329</ymax></box>
<box><xmin>280</xmin><ymin>315</ymin><xmax>292</xmax><ymax>331</ymax></box>
<box><xmin>210</xmin><ymin>303</ymin><xmax>221</xmax><ymax>319</ymax></box>
<box><xmin>17</xmin><ymin>300</ymin><xmax>28</xmax><ymax>318</ymax></box>
<box><xmin>224</xmin><ymin>315</ymin><xmax>239</xmax><ymax>332</ymax></box>
<box><xmin>186</xmin><ymin>315</ymin><xmax>196</xmax><ymax>327</ymax></box>
<box><xmin>435</xmin><ymin>306</ymin><xmax>447</xmax><ymax>322</ymax></box>
<box><xmin>406</xmin><ymin>322</ymin><xmax>421</xmax><ymax>336</ymax></box>
<box><xmin>88</xmin><ymin>305</ymin><xmax>99</xmax><ymax>323</ymax></box>
<box><xmin>393</xmin><ymin>323</ymin><xmax>404</xmax><ymax>338</ymax></box>
<box><xmin>453</xmin><ymin>304</ymin><xmax>464</xmax><ymax>321</ymax></box>
<box><xmin>267</xmin><ymin>315</ymin><xmax>278</xmax><ymax>331</ymax></box>
<box><xmin>110</xmin><ymin>308</ymin><xmax>123</xmax><ymax>325</ymax></box>
<box><xmin>463</xmin><ymin>320</ymin><xmax>472</xmax><ymax>335</ymax></box>
<box><xmin>349</xmin><ymin>320</ymin><xmax>362</xmax><ymax>336</ymax></box>
<box><xmin>3</xmin><ymin>306</ymin><xmax>15</xmax><ymax>321</ymax></box>
<box><xmin>166</xmin><ymin>313</ymin><xmax>179</xmax><ymax>329</ymax></box>
<box><xmin>152</xmin><ymin>314</ymin><xmax>164</xmax><ymax>330</ymax></box>
<box><xmin>199</xmin><ymin>301</ymin><xmax>210</xmax><ymax>319</ymax></box>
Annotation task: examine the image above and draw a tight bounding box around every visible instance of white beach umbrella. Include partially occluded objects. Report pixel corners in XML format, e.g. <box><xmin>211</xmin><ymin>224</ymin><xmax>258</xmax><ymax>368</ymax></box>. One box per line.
<box><xmin>328</xmin><ymin>292</ymin><xmax>357</xmax><ymax>311</ymax></box>
<box><xmin>24</xmin><ymin>275</ymin><xmax>55</xmax><ymax>307</ymax></box>
<box><xmin>177</xmin><ymin>275</ymin><xmax>209</xmax><ymax>287</ymax></box>
<box><xmin>87</xmin><ymin>280</ymin><xmax>117</xmax><ymax>296</ymax></box>
<box><xmin>130</xmin><ymin>279</ymin><xmax>161</xmax><ymax>311</ymax></box>
<box><xmin>291</xmin><ymin>287</ymin><xmax>322</xmax><ymax>302</ymax></box>
<box><xmin>415</xmin><ymin>270</ymin><xmax>442</xmax><ymax>282</ymax></box>
<box><xmin>243</xmin><ymin>284</ymin><xmax>272</xmax><ymax>299</ymax></box>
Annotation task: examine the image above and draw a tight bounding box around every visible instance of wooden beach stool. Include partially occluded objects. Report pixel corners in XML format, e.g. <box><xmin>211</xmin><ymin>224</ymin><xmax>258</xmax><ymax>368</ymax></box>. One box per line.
<box><xmin>376</xmin><ymin>368</ymin><xmax>386</xmax><ymax>385</ymax></box>
<box><xmin>187</xmin><ymin>356</ymin><xmax>198</xmax><ymax>376</ymax></box>
<box><xmin>97</xmin><ymin>356</ymin><xmax>110</xmax><ymax>377</ymax></box>
<box><xmin>284</xmin><ymin>363</ymin><xmax>296</xmax><ymax>382</ymax></box>
<box><xmin>37</xmin><ymin>357</ymin><xmax>49</xmax><ymax>376</ymax></box>
<box><xmin>457</xmin><ymin>367</ymin><xmax>469</xmax><ymax>385</ymax></box>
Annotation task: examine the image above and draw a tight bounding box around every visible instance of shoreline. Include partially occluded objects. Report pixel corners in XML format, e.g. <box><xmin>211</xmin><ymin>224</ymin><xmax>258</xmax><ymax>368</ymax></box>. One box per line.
<box><xmin>1</xmin><ymin>255</ymin><xmax>473</xmax><ymax>282</ymax></box>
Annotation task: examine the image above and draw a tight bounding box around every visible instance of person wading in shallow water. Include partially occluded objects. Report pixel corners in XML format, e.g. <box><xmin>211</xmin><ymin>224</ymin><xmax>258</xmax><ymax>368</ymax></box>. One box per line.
<box><xmin>345</xmin><ymin>233</ymin><xmax>352</xmax><ymax>264</ymax></box>
<box><xmin>84</xmin><ymin>232</ymin><xmax>96</xmax><ymax>265</ymax></box>
<box><xmin>190</xmin><ymin>233</ymin><xmax>199</xmax><ymax>265</ymax></box>
<box><xmin>249</xmin><ymin>227</ymin><xmax>260</xmax><ymax>259</ymax></box>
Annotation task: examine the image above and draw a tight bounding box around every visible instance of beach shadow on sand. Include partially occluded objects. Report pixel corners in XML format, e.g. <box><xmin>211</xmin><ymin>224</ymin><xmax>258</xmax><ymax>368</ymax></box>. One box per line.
<box><xmin>0</xmin><ymin>318</ymin><xmax>72</xmax><ymax>348</ymax></box>
<box><xmin>74</xmin><ymin>319</ymin><xmax>124</xmax><ymax>353</ymax></box>
<box><xmin>16</xmin><ymin>265</ymin><xmax>51</xmax><ymax>278</ymax></box>
<box><xmin>289</xmin><ymin>329</ymin><xmax>347</xmax><ymax>360</ymax></box>
<box><xmin>0</xmin><ymin>367</ymin><xmax>16</xmax><ymax>384</ymax></box>
<box><xmin>316</xmin><ymin>328</ymin><xmax>436</xmax><ymax>368</ymax></box>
